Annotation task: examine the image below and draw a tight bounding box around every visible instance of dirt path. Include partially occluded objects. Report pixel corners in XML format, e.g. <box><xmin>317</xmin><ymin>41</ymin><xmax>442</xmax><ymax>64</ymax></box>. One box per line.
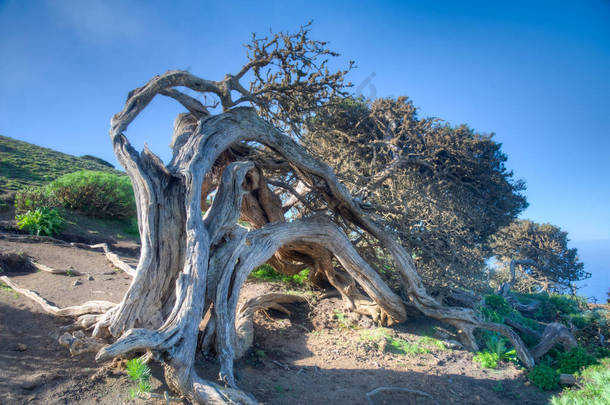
<box><xmin>0</xmin><ymin>234</ymin><xmax>552</xmax><ymax>404</ymax></box>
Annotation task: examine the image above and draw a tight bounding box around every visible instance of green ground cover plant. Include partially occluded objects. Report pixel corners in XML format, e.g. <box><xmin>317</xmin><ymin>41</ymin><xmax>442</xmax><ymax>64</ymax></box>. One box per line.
<box><xmin>16</xmin><ymin>207</ymin><xmax>64</xmax><ymax>236</ymax></box>
<box><xmin>249</xmin><ymin>264</ymin><xmax>309</xmax><ymax>285</ymax></box>
<box><xmin>528</xmin><ymin>364</ymin><xmax>560</xmax><ymax>391</ymax></box>
<box><xmin>125</xmin><ymin>357</ymin><xmax>152</xmax><ymax>399</ymax></box>
<box><xmin>360</xmin><ymin>328</ymin><xmax>429</xmax><ymax>356</ymax></box>
<box><xmin>557</xmin><ymin>347</ymin><xmax>597</xmax><ymax>374</ymax></box>
<box><xmin>550</xmin><ymin>358</ymin><xmax>610</xmax><ymax>405</ymax></box>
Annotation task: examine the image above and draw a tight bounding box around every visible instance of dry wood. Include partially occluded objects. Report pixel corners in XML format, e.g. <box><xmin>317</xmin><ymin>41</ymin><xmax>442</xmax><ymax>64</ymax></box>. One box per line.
<box><xmin>1</xmin><ymin>276</ymin><xmax>115</xmax><ymax>316</ymax></box>
<box><xmin>530</xmin><ymin>322</ymin><xmax>577</xmax><ymax>360</ymax></box>
<box><xmin>89</xmin><ymin>243</ymin><xmax>136</xmax><ymax>276</ymax></box>
<box><xmin>28</xmin><ymin>260</ymin><xmax>84</xmax><ymax>276</ymax></box>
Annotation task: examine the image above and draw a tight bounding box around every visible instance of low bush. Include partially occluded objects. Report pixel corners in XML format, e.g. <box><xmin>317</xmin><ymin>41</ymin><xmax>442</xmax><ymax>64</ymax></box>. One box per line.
<box><xmin>549</xmin><ymin>294</ymin><xmax>581</xmax><ymax>315</ymax></box>
<box><xmin>528</xmin><ymin>364</ymin><xmax>560</xmax><ymax>391</ymax></box>
<box><xmin>15</xmin><ymin>171</ymin><xmax>135</xmax><ymax>220</ymax></box>
<box><xmin>14</xmin><ymin>187</ymin><xmax>59</xmax><ymax>213</ymax></box>
<box><xmin>484</xmin><ymin>294</ymin><xmax>512</xmax><ymax>315</ymax></box>
<box><xmin>45</xmin><ymin>171</ymin><xmax>135</xmax><ymax>219</ymax></box>
<box><xmin>558</xmin><ymin>347</ymin><xmax>597</xmax><ymax>374</ymax></box>
<box><xmin>16</xmin><ymin>207</ymin><xmax>64</xmax><ymax>236</ymax></box>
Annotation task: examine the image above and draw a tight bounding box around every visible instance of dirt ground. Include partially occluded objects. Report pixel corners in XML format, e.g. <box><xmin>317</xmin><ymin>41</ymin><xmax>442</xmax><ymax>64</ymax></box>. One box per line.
<box><xmin>0</xmin><ymin>231</ymin><xmax>553</xmax><ymax>405</ymax></box>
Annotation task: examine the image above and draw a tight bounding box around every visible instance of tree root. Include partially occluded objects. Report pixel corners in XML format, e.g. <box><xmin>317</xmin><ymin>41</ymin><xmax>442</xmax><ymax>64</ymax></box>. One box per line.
<box><xmin>29</xmin><ymin>259</ymin><xmax>85</xmax><ymax>276</ymax></box>
<box><xmin>59</xmin><ymin>330</ymin><xmax>107</xmax><ymax>356</ymax></box>
<box><xmin>89</xmin><ymin>243</ymin><xmax>136</xmax><ymax>276</ymax></box>
<box><xmin>233</xmin><ymin>293</ymin><xmax>307</xmax><ymax>358</ymax></box>
<box><xmin>0</xmin><ymin>234</ymin><xmax>137</xmax><ymax>278</ymax></box>
<box><xmin>0</xmin><ymin>276</ymin><xmax>115</xmax><ymax>316</ymax></box>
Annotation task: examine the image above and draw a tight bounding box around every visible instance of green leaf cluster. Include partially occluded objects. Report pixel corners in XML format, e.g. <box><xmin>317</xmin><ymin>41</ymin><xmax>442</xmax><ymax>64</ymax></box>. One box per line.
<box><xmin>125</xmin><ymin>357</ymin><xmax>152</xmax><ymax>399</ymax></box>
<box><xmin>528</xmin><ymin>364</ymin><xmax>560</xmax><ymax>391</ymax></box>
<box><xmin>16</xmin><ymin>207</ymin><xmax>64</xmax><ymax>236</ymax></box>
<box><xmin>249</xmin><ymin>264</ymin><xmax>309</xmax><ymax>285</ymax></box>
<box><xmin>16</xmin><ymin>170</ymin><xmax>135</xmax><ymax>220</ymax></box>
<box><xmin>558</xmin><ymin>347</ymin><xmax>597</xmax><ymax>374</ymax></box>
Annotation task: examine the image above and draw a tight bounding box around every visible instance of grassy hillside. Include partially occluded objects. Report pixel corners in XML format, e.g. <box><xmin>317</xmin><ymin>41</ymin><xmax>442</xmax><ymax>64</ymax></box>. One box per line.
<box><xmin>0</xmin><ymin>135</ymin><xmax>121</xmax><ymax>192</ymax></box>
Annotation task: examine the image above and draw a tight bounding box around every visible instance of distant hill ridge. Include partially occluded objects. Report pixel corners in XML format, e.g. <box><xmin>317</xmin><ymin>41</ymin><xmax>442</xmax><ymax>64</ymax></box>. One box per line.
<box><xmin>0</xmin><ymin>135</ymin><xmax>121</xmax><ymax>192</ymax></box>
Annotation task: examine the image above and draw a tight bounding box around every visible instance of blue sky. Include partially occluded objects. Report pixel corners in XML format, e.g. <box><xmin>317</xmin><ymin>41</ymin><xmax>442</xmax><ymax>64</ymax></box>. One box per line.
<box><xmin>1</xmin><ymin>0</ymin><xmax>608</xmax><ymax>299</ymax></box>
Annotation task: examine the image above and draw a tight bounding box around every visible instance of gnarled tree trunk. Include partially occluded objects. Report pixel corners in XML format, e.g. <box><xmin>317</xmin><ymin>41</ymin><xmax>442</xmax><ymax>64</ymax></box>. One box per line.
<box><xmin>20</xmin><ymin>68</ymin><xmax>563</xmax><ymax>403</ymax></box>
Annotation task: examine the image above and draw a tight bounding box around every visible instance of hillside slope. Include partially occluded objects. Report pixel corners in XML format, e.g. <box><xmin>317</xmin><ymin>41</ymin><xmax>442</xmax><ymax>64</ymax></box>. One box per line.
<box><xmin>0</xmin><ymin>135</ymin><xmax>120</xmax><ymax>192</ymax></box>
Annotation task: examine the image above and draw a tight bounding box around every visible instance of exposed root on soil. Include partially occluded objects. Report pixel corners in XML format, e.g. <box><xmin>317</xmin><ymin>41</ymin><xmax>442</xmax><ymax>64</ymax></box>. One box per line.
<box><xmin>0</xmin><ymin>276</ymin><xmax>115</xmax><ymax>316</ymax></box>
<box><xmin>29</xmin><ymin>259</ymin><xmax>85</xmax><ymax>276</ymax></box>
<box><xmin>89</xmin><ymin>243</ymin><xmax>136</xmax><ymax>276</ymax></box>
<box><xmin>233</xmin><ymin>293</ymin><xmax>307</xmax><ymax>358</ymax></box>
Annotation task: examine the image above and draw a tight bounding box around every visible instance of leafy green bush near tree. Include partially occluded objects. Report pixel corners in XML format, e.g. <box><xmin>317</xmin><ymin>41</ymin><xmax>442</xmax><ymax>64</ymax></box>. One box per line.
<box><xmin>16</xmin><ymin>170</ymin><xmax>135</xmax><ymax>220</ymax></box>
<box><xmin>528</xmin><ymin>364</ymin><xmax>560</xmax><ymax>391</ymax></box>
<box><xmin>557</xmin><ymin>347</ymin><xmax>597</xmax><ymax>374</ymax></box>
<box><xmin>16</xmin><ymin>207</ymin><xmax>64</xmax><ymax>236</ymax></box>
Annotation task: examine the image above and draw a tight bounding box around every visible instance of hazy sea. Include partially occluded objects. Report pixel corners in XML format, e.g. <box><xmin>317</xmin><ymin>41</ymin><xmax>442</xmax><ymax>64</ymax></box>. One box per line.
<box><xmin>574</xmin><ymin>239</ymin><xmax>610</xmax><ymax>303</ymax></box>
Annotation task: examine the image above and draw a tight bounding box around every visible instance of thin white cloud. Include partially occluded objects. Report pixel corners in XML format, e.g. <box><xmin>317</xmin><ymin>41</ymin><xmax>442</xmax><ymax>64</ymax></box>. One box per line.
<box><xmin>46</xmin><ymin>0</ymin><xmax>148</xmax><ymax>44</ymax></box>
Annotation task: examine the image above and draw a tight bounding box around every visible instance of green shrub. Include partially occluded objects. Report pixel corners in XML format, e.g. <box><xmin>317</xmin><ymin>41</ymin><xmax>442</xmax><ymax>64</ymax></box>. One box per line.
<box><xmin>480</xmin><ymin>306</ymin><xmax>504</xmax><ymax>323</ymax></box>
<box><xmin>558</xmin><ymin>347</ymin><xmax>597</xmax><ymax>374</ymax></box>
<box><xmin>14</xmin><ymin>187</ymin><xmax>59</xmax><ymax>213</ymax></box>
<box><xmin>569</xmin><ymin>313</ymin><xmax>592</xmax><ymax>329</ymax></box>
<box><xmin>16</xmin><ymin>207</ymin><xmax>64</xmax><ymax>236</ymax></box>
<box><xmin>551</xmin><ymin>358</ymin><xmax>610</xmax><ymax>404</ymax></box>
<box><xmin>473</xmin><ymin>351</ymin><xmax>500</xmax><ymax>368</ymax></box>
<box><xmin>15</xmin><ymin>170</ymin><xmax>136</xmax><ymax>220</ymax></box>
<box><xmin>484</xmin><ymin>294</ymin><xmax>512</xmax><ymax>315</ymax></box>
<box><xmin>528</xmin><ymin>364</ymin><xmax>560</xmax><ymax>390</ymax></box>
<box><xmin>45</xmin><ymin>171</ymin><xmax>135</xmax><ymax>219</ymax></box>
<box><xmin>549</xmin><ymin>294</ymin><xmax>580</xmax><ymax>315</ymax></box>
<box><xmin>485</xmin><ymin>333</ymin><xmax>517</xmax><ymax>362</ymax></box>
<box><xmin>250</xmin><ymin>264</ymin><xmax>309</xmax><ymax>285</ymax></box>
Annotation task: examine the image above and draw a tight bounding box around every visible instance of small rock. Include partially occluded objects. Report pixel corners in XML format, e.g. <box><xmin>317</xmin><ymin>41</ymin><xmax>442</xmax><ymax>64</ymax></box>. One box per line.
<box><xmin>87</xmin><ymin>274</ymin><xmax>94</xmax><ymax>281</ymax></box>
<box><xmin>73</xmin><ymin>330</ymin><xmax>86</xmax><ymax>339</ymax></box>
<box><xmin>437</xmin><ymin>360</ymin><xmax>446</xmax><ymax>366</ymax></box>
<box><xmin>15</xmin><ymin>343</ymin><xmax>27</xmax><ymax>351</ymax></box>
<box><xmin>445</xmin><ymin>339</ymin><xmax>463</xmax><ymax>350</ymax></box>
<box><xmin>73</xmin><ymin>280</ymin><xmax>82</xmax><ymax>286</ymax></box>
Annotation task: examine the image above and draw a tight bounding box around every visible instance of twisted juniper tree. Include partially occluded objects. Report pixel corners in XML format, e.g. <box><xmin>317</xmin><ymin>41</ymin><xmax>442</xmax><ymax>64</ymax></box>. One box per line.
<box><xmin>490</xmin><ymin>219</ymin><xmax>588</xmax><ymax>293</ymax></box>
<box><xmin>5</xmin><ymin>25</ymin><xmax>577</xmax><ymax>404</ymax></box>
